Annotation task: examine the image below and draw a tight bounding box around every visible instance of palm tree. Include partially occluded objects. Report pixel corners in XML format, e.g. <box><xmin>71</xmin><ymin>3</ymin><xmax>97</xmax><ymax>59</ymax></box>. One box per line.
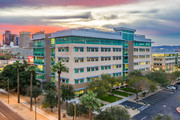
<box><xmin>13</xmin><ymin>60</ymin><xmax>23</xmax><ymax>103</ymax></box>
<box><xmin>51</xmin><ymin>61</ymin><xmax>68</xmax><ymax>120</ymax></box>
<box><xmin>27</xmin><ymin>65</ymin><xmax>37</xmax><ymax>111</ymax></box>
<box><xmin>80</xmin><ymin>91</ymin><xmax>101</xmax><ymax>120</ymax></box>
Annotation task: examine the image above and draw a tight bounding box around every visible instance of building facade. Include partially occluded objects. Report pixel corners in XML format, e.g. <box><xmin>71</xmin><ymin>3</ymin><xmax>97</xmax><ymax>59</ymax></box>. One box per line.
<box><xmin>33</xmin><ymin>27</ymin><xmax>152</xmax><ymax>95</ymax></box>
<box><xmin>151</xmin><ymin>52</ymin><xmax>180</xmax><ymax>72</ymax></box>
<box><xmin>19</xmin><ymin>32</ymin><xmax>31</xmax><ymax>48</ymax></box>
<box><xmin>3</xmin><ymin>31</ymin><xmax>16</xmax><ymax>46</ymax></box>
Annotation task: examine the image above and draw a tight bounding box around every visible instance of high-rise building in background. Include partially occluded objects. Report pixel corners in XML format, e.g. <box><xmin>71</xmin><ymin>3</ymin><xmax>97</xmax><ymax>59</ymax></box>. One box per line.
<box><xmin>3</xmin><ymin>30</ymin><xmax>16</xmax><ymax>46</ymax></box>
<box><xmin>32</xmin><ymin>27</ymin><xmax>152</xmax><ymax>95</ymax></box>
<box><xmin>19</xmin><ymin>31</ymin><xmax>31</xmax><ymax>48</ymax></box>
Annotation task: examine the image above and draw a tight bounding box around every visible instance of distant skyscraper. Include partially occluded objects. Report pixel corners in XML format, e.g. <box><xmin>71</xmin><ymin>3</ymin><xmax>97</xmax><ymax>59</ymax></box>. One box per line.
<box><xmin>19</xmin><ymin>31</ymin><xmax>31</xmax><ymax>48</ymax></box>
<box><xmin>14</xmin><ymin>35</ymin><xmax>19</xmax><ymax>46</ymax></box>
<box><xmin>3</xmin><ymin>31</ymin><xmax>16</xmax><ymax>46</ymax></box>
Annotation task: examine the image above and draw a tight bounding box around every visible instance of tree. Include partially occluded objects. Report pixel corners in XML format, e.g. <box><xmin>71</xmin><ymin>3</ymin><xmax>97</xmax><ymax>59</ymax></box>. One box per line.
<box><xmin>149</xmin><ymin>81</ymin><xmax>158</xmax><ymax>93</ymax></box>
<box><xmin>42</xmin><ymin>89</ymin><xmax>58</xmax><ymax>112</ymax></box>
<box><xmin>88</xmin><ymin>79</ymin><xmax>110</xmax><ymax>97</ymax></box>
<box><xmin>95</xmin><ymin>106</ymin><xmax>130</xmax><ymax>120</ymax></box>
<box><xmin>146</xmin><ymin>71</ymin><xmax>170</xmax><ymax>88</ymax></box>
<box><xmin>66</xmin><ymin>103</ymin><xmax>88</xmax><ymax>120</ymax></box>
<box><xmin>51</xmin><ymin>61</ymin><xmax>68</xmax><ymax>120</ymax></box>
<box><xmin>153</xmin><ymin>114</ymin><xmax>173</xmax><ymax>120</ymax></box>
<box><xmin>127</xmin><ymin>76</ymin><xmax>151</xmax><ymax>99</ymax></box>
<box><xmin>26</xmin><ymin>86</ymin><xmax>42</xmax><ymax>104</ymax></box>
<box><xmin>128</xmin><ymin>70</ymin><xmax>143</xmax><ymax>77</ymax></box>
<box><xmin>80</xmin><ymin>91</ymin><xmax>101</xmax><ymax>120</ymax></box>
<box><xmin>171</xmin><ymin>71</ymin><xmax>180</xmax><ymax>80</ymax></box>
<box><xmin>22</xmin><ymin>59</ymin><xmax>29</xmax><ymax>69</ymax></box>
<box><xmin>0</xmin><ymin>64</ymin><xmax>36</xmax><ymax>93</ymax></box>
<box><xmin>101</xmin><ymin>74</ymin><xmax>119</xmax><ymax>92</ymax></box>
<box><xmin>61</xmin><ymin>84</ymin><xmax>74</xmax><ymax>106</ymax></box>
<box><xmin>27</xmin><ymin>65</ymin><xmax>37</xmax><ymax>111</ymax></box>
<box><xmin>13</xmin><ymin>60</ymin><xmax>23</xmax><ymax>103</ymax></box>
<box><xmin>43</xmin><ymin>82</ymin><xmax>56</xmax><ymax>92</ymax></box>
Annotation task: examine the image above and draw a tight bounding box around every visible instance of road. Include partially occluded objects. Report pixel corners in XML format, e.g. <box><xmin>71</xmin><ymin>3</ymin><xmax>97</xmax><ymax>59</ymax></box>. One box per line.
<box><xmin>0</xmin><ymin>101</ymin><xmax>24</xmax><ymax>120</ymax></box>
<box><xmin>132</xmin><ymin>86</ymin><xmax>180</xmax><ymax>120</ymax></box>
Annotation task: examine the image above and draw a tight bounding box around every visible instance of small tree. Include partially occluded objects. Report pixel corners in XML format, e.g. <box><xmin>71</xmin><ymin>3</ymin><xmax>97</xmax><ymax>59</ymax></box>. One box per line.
<box><xmin>66</xmin><ymin>103</ymin><xmax>88</xmax><ymax>120</ymax></box>
<box><xmin>61</xmin><ymin>84</ymin><xmax>75</xmax><ymax>106</ymax></box>
<box><xmin>127</xmin><ymin>76</ymin><xmax>151</xmax><ymax>99</ymax></box>
<box><xmin>42</xmin><ymin>89</ymin><xmax>58</xmax><ymax>112</ymax></box>
<box><xmin>128</xmin><ymin>70</ymin><xmax>143</xmax><ymax>77</ymax></box>
<box><xmin>26</xmin><ymin>86</ymin><xmax>42</xmax><ymax>104</ymax></box>
<box><xmin>95</xmin><ymin>106</ymin><xmax>130</xmax><ymax>120</ymax></box>
<box><xmin>88</xmin><ymin>79</ymin><xmax>110</xmax><ymax>97</ymax></box>
<box><xmin>80</xmin><ymin>91</ymin><xmax>101</xmax><ymax>120</ymax></box>
<box><xmin>153</xmin><ymin>114</ymin><xmax>173</xmax><ymax>120</ymax></box>
<box><xmin>101</xmin><ymin>74</ymin><xmax>118</xmax><ymax>92</ymax></box>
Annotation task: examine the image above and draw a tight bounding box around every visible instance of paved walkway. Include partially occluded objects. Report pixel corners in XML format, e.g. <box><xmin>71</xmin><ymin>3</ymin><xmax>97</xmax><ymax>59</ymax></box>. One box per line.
<box><xmin>0</xmin><ymin>89</ymin><xmax>70</xmax><ymax>120</ymax></box>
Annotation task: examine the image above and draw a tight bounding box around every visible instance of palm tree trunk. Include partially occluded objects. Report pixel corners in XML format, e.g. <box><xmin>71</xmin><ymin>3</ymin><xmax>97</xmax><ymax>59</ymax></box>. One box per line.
<box><xmin>58</xmin><ymin>72</ymin><xmax>61</xmax><ymax>120</ymax></box>
<box><xmin>30</xmin><ymin>72</ymin><xmax>33</xmax><ymax>111</ymax></box>
<box><xmin>17</xmin><ymin>66</ymin><xmax>20</xmax><ymax>103</ymax></box>
<box><xmin>89</xmin><ymin>108</ymin><xmax>92</xmax><ymax>120</ymax></box>
<box><xmin>35</xmin><ymin>98</ymin><xmax>36</xmax><ymax>104</ymax></box>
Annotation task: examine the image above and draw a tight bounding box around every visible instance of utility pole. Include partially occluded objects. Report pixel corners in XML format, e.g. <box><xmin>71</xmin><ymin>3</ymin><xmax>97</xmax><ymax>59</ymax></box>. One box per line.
<box><xmin>74</xmin><ymin>101</ymin><xmax>76</xmax><ymax>120</ymax></box>
<box><xmin>8</xmin><ymin>78</ymin><xmax>9</xmax><ymax>104</ymax></box>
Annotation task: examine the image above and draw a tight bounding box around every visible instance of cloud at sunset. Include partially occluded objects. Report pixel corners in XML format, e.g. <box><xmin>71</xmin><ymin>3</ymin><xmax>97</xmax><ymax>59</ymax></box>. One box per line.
<box><xmin>0</xmin><ymin>0</ymin><xmax>180</xmax><ymax>45</ymax></box>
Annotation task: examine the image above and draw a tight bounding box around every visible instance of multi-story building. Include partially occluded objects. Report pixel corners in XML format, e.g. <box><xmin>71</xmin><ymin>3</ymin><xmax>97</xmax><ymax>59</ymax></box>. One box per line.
<box><xmin>151</xmin><ymin>52</ymin><xmax>180</xmax><ymax>72</ymax></box>
<box><xmin>32</xmin><ymin>27</ymin><xmax>152</xmax><ymax>95</ymax></box>
<box><xmin>3</xmin><ymin>31</ymin><xmax>16</xmax><ymax>46</ymax></box>
<box><xmin>19</xmin><ymin>32</ymin><xmax>31</xmax><ymax>48</ymax></box>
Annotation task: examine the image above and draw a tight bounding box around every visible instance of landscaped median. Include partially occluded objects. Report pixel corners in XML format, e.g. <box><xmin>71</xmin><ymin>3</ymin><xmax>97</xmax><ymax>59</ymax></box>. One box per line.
<box><xmin>98</xmin><ymin>95</ymin><xmax>122</xmax><ymax>103</ymax></box>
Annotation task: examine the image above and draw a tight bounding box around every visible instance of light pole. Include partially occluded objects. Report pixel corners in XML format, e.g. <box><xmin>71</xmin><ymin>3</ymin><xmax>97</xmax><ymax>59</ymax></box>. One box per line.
<box><xmin>8</xmin><ymin>77</ymin><xmax>9</xmax><ymax>104</ymax></box>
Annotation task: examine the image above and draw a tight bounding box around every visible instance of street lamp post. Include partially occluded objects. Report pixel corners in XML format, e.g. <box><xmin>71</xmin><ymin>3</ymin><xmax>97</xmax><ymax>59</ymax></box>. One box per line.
<box><xmin>74</xmin><ymin>101</ymin><xmax>76</xmax><ymax>120</ymax></box>
<box><xmin>8</xmin><ymin>78</ymin><xmax>9</xmax><ymax>104</ymax></box>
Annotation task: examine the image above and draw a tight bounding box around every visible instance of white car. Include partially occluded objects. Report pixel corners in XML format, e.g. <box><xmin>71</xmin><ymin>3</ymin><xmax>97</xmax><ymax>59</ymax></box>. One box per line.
<box><xmin>167</xmin><ymin>86</ymin><xmax>176</xmax><ymax>90</ymax></box>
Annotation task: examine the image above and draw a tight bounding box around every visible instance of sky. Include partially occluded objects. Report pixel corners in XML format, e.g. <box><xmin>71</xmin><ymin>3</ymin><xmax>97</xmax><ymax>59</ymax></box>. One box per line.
<box><xmin>0</xmin><ymin>0</ymin><xmax>180</xmax><ymax>46</ymax></box>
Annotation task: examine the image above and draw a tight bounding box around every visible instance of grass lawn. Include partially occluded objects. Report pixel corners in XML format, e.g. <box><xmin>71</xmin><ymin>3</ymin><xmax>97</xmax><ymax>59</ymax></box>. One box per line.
<box><xmin>98</xmin><ymin>95</ymin><xmax>122</xmax><ymax>103</ymax></box>
<box><xmin>112</xmin><ymin>91</ymin><xmax>133</xmax><ymax>97</ymax></box>
<box><xmin>121</xmin><ymin>88</ymin><xmax>137</xmax><ymax>93</ymax></box>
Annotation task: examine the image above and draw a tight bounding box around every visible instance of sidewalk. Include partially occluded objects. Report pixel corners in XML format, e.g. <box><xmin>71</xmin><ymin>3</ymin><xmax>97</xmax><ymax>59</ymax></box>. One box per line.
<box><xmin>0</xmin><ymin>89</ymin><xmax>70</xmax><ymax>120</ymax></box>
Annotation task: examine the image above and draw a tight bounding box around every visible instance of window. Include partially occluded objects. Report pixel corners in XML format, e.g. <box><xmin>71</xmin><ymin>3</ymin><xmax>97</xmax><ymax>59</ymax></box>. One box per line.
<box><xmin>58</xmin><ymin>57</ymin><xmax>69</xmax><ymax>62</ymax></box>
<box><xmin>75</xmin><ymin>80</ymin><xmax>79</xmax><ymax>84</ymax></box>
<box><xmin>75</xmin><ymin>48</ymin><xmax>78</xmax><ymax>52</ymax></box>
<box><xmin>87</xmin><ymin>78</ymin><xmax>91</xmax><ymax>82</ymax></box>
<box><xmin>113</xmin><ymin>48</ymin><xmax>121</xmax><ymax>52</ymax></box>
<box><xmin>134</xmin><ymin>48</ymin><xmax>138</xmax><ymax>52</ymax></box>
<box><xmin>80</xmin><ymin>48</ymin><xmax>84</xmax><ymax>52</ymax></box>
<box><xmin>87</xmin><ymin>57</ymin><xmax>99</xmax><ymax>62</ymax></box>
<box><xmin>75</xmin><ymin>47</ymin><xmax>84</xmax><ymax>52</ymax></box>
<box><xmin>113</xmin><ymin>56</ymin><xmax>121</xmax><ymax>60</ymax></box>
<box><xmin>80</xmin><ymin>79</ymin><xmax>84</xmax><ymax>83</ymax></box>
<box><xmin>146</xmin><ymin>48</ymin><xmax>150</xmax><ymax>52</ymax></box>
<box><xmin>139</xmin><ymin>48</ymin><xmax>145</xmax><ymax>52</ymax></box>
<box><xmin>101</xmin><ymin>65</ymin><xmax>111</xmax><ymax>70</ymax></box>
<box><xmin>87</xmin><ymin>47</ymin><xmax>98</xmax><ymax>52</ymax></box>
<box><xmin>134</xmin><ymin>55</ymin><xmax>138</xmax><ymax>59</ymax></box>
<box><xmin>101</xmin><ymin>57</ymin><xmax>111</xmax><ymax>61</ymax></box>
<box><xmin>134</xmin><ymin>63</ymin><xmax>138</xmax><ymax>66</ymax></box>
<box><xmin>74</xmin><ymin>58</ymin><xmax>84</xmax><ymax>63</ymax></box>
<box><xmin>101</xmin><ymin>48</ymin><xmax>111</xmax><ymax>52</ymax></box>
<box><xmin>87</xmin><ymin>67</ymin><xmax>99</xmax><ymax>72</ymax></box>
<box><xmin>113</xmin><ymin>73</ymin><xmax>121</xmax><ymax>77</ymax></box>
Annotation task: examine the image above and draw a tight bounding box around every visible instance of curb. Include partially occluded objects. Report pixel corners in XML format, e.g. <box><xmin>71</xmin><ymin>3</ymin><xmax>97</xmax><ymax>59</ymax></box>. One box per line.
<box><xmin>0</xmin><ymin>100</ymin><xmax>26</xmax><ymax>120</ymax></box>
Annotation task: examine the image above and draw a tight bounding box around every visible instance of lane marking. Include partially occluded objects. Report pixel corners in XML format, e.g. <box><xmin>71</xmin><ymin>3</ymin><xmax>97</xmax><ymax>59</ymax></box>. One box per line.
<box><xmin>0</xmin><ymin>112</ymin><xmax>6</xmax><ymax>118</ymax></box>
<box><xmin>141</xmin><ymin>116</ymin><xmax>147</xmax><ymax>120</ymax></box>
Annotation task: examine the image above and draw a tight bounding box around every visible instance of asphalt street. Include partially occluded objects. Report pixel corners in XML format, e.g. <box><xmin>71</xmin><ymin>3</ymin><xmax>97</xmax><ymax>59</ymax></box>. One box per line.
<box><xmin>132</xmin><ymin>87</ymin><xmax>180</xmax><ymax>120</ymax></box>
<box><xmin>0</xmin><ymin>101</ymin><xmax>24</xmax><ymax>120</ymax></box>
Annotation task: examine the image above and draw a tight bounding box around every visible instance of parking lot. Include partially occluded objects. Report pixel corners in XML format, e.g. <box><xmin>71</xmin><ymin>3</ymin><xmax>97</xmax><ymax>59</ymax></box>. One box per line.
<box><xmin>132</xmin><ymin>86</ymin><xmax>180</xmax><ymax>120</ymax></box>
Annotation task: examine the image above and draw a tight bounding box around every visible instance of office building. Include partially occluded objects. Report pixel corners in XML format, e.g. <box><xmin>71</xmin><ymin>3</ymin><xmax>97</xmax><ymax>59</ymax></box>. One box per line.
<box><xmin>33</xmin><ymin>27</ymin><xmax>152</xmax><ymax>95</ymax></box>
<box><xmin>151</xmin><ymin>52</ymin><xmax>180</xmax><ymax>72</ymax></box>
<box><xmin>19</xmin><ymin>32</ymin><xmax>31</xmax><ymax>48</ymax></box>
<box><xmin>3</xmin><ymin>31</ymin><xmax>16</xmax><ymax>46</ymax></box>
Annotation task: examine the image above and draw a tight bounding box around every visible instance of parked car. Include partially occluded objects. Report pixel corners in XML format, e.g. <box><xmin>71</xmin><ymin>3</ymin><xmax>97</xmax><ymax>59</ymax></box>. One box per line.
<box><xmin>166</xmin><ymin>85</ymin><xmax>176</xmax><ymax>91</ymax></box>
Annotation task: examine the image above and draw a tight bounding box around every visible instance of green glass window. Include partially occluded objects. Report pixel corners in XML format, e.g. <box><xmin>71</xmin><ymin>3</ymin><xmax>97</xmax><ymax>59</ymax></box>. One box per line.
<box><xmin>75</xmin><ymin>69</ymin><xmax>79</xmax><ymax>73</ymax></box>
<box><xmin>66</xmin><ymin>80</ymin><xmax>69</xmax><ymax>84</ymax></box>
<box><xmin>87</xmin><ymin>48</ymin><xmax>90</xmax><ymax>52</ymax></box>
<box><xmin>75</xmin><ymin>48</ymin><xmax>78</xmax><ymax>52</ymax></box>
<box><xmin>87</xmin><ymin>78</ymin><xmax>91</xmax><ymax>82</ymax></box>
<box><xmin>80</xmin><ymin>79</ymin><xmax>84</xmax><ymax>83</ymax></box>
<box><xmin>75</xmin><ymin>80</ymin><xmax>79</xmax><ymax>84</ymax></box>
<box><xmin>80</xmin><ymin>48</ymin><xmax>84</xmax><ymax>52</ymax></box>
<box><xmin>101</xmin><ymin>66</ymin><xmax>104</xmax><ymax>70</ymax></box>
<box><xmin>80</xmin><ymin>69</ymin><xmax>84</xmax><ymax>73</ymax></box>
<box><xmin>87</xmin><ymin>68</ymin><xmax>90</xmax><ymax>72</ymax></box>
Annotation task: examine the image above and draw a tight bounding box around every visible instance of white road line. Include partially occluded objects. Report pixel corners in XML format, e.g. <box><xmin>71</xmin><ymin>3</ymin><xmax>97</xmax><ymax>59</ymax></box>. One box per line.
<box><xmin>0</xmin><ymin>112</ymin><xmax>6</xmax><ymax>118</ymax></box>
<box><xmin>141</xmin><ymin>116</ymin><xmax>147</xmax><ymax>120</ymax></box>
